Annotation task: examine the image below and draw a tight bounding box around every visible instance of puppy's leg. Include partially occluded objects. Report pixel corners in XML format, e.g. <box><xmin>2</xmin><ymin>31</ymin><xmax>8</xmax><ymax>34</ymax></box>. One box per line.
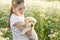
<box><xmin>25</xmin><ymin>27</ymin><xmax>38</xmax><ymax>40</ymax></box>
<box><xmin>31</xmin><ymin>29</ymin><xmax>38</xmax><ymax>40</ymax></box>
<box><xmin>21</xmin><ymin>26</ymin><xmax>31</xmax><ymax>35</ymax></box>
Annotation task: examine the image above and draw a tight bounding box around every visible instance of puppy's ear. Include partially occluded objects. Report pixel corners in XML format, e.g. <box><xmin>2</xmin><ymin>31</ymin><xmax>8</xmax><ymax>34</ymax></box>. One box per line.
<box><xmin>24</xmin><ymin>17</ymin><xmax>29</xmax><ymax>22</ymax></box>
<box><xmin>35</xmin><ymin>19</ymin><xmax>37</xmax><ymax>23</ymax></box>
<box><xmin>24</xmin><ymin>18</ymin><xmax>27</xmax><ymax>22</ymax></box>
<box><xmin>34</xmin><ymin>18</ymin><xmax>37</xmax><ymax>23</ymax></box>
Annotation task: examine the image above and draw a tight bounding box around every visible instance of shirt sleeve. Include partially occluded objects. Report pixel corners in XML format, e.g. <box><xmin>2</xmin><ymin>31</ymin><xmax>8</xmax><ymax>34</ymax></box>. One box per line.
<box><xmin>10</xmin><ymin>15</ymin><xmax>22</xmax><ymax>26</ymax></box>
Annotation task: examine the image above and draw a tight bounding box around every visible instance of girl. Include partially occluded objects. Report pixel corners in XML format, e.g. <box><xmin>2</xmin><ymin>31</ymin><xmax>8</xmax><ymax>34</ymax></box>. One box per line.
<box><xmin>8</xmin><ymin>0</ymin><xmax>31</xmax><ymax>40</ymax></box>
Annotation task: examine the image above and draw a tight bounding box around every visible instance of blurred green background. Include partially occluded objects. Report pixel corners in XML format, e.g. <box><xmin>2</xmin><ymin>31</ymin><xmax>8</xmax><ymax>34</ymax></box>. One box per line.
<box><xmin>0</xmin><ymin>0</ymin><xmax>60</xmax><ymax>40</ymax></box>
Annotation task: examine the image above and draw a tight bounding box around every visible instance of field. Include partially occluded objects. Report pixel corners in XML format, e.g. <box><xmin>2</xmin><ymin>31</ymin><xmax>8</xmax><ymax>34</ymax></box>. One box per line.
<box><xmin>0</xmin><ymin>0</ymin><xmax>60</xmax><ymax>40</ymax></box>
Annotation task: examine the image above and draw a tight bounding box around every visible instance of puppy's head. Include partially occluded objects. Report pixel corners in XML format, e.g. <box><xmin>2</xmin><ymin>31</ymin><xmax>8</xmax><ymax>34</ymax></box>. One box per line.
<box><xmin>25</xmin><ymin>17</ymin><xmax>37</xmax><ymax>27</ymax></box>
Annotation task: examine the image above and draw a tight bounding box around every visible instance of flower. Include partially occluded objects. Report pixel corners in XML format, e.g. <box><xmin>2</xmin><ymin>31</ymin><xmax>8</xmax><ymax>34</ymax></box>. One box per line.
<box><xmin>0</xmin><ymin>31</ymin><xmax>3</xmax><ymax>35</ymax></box>
<box><xmin>40</xmin><ymin>14</ymin><xmax>45</xmax><ymax>18</ymax></box>
<box><xmin>2</xmin><ymin>37</ymin><xmax>9</xmax><ymax>40</ymax></box>
<box><xmin>4</xmin><ymin>28</ymin><xmax>8</xmax><ymax>32</ymax></box>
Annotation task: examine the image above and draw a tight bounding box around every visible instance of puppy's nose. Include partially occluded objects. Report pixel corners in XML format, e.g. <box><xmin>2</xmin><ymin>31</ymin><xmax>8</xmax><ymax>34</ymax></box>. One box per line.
<box><xmin>31</xmin><ymin>24</ymin><xmax>33</xmax><ymax>27</ymax></box>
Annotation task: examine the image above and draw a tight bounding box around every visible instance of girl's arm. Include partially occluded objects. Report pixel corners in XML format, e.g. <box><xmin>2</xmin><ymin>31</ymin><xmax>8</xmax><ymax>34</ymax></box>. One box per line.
<box><xmin>13</xmin><ymin>22</ymin><xmax>32</xmax><ymax>35</ymax></box>
<box><xmin>13</xmin><ymin>21</ymin><xmax>26</xmax><ymax>31</ymax></box>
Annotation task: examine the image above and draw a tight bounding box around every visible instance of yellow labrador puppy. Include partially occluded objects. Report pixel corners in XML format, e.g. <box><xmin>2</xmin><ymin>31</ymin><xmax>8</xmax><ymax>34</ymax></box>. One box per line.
<box><xmin>22</xmin><ymin>17</ymin><xmax>38</xmax><ymax>40</ymax></box>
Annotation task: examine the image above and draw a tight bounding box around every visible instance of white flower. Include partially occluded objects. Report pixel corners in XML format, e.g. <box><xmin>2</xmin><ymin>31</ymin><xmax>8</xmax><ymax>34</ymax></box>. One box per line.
<box><xmin>0</xmin><ymin>28</ymin><xmax>8</xmax><ymax>32</ymax></box>
<box><xmin>48</xmin><ymin>32</ymin><xmax>59</xmax><ymax>38</ymax></box>
<box><xmin>4</xmin><ymin>28</ymin><xmax>8</xmax><ymax>32</ymax></box>
<box><xmin>51</xmin><ymin>30</ymin><xmax>53</xmax><ymax>33</ymax></box>
<box><xmin>40</xmin><ymin>14</ymin><xmax>45</xmax><ymax>18</ymax></box>
<box><xmin>59</xmin><ymin>37</ymin><xmax>60</xmax><ymax>39</ymax></box>
<box><xmin>48</xmin><ymin>21</ymin><xmax>51</xmax><ymax>23</ymax></box>
<box><xmin>0</xmin><ymin>28</ymin><xmax>5</xmax><ymax>31</ymax></box>
<box><xmin>0</xmin><ymin>31</ymin><xmax>3</xmax><ymax>35</ymax></box>
<box><xmin>48</xmin><ymin>34</ymin><xmax>55</xmax><ymax>38</ymax></box>
<box><xmin>2</xmin><ymin>37</ymin><xmax>9</xmax><ymax>40</ymax></box>
<box><xmin>45</xmin><ymin>17</ymin><xmax>48</xmax><ymax>19</ymax></box>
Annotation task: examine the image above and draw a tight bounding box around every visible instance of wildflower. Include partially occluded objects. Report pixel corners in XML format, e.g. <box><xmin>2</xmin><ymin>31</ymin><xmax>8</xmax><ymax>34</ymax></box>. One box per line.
<box><xmin>4</xmin><ymin>28</ymin><xmax>8</xmax><ymax>32</ymax></box>
<box><xmin>2</xmin><ymin>37</ymin><xmax>9</xmax><ymax>40</ymax></box>
<box><xmin>40</xmin><ymin>14</ymin><xmax>45</xmax><ymax>18</ymax></box>
<box><xmin>0</xmin><ymin>31</ymin><xmax>3</xmax><ymax>35</ymax></box>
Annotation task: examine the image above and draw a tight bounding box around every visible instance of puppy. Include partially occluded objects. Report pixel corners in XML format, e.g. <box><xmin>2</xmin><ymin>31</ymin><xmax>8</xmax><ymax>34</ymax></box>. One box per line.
<box><xmin>24</xmin><ymin>17</ymin><xmax>38</xmax><ymax>40</ymax></box>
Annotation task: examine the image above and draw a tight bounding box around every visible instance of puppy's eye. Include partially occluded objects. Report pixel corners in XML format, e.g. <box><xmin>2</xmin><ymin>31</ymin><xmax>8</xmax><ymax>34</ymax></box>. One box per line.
<box><xmin>29</xmin><ymin>21</ymin><xmax>31</xmax><ymax>22</ymax></box>
<box><xmin>33</xmin><ymin>21</ymin><xmax>35</xmax><ymax>23</ymax></box>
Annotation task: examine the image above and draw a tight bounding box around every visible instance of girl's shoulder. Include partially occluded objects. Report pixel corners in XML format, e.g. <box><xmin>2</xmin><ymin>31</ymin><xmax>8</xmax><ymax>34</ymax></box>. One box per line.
<box><xmin>10</xmin><ymin>13</ymin><xmax>24</xmax><ymax>26</ymax></box>
<box><xmin>10</xmin><ymin>14</ymin><xmax>19</xmax><ymax>19</ymax></box>
<box><xmin>11</xmin><ymin>13</ymin><xmax>24</xmax><ymax>19</ymax></box>
<box><xmin>10</xmin><ymin>14</ymin><xmax>15</xmax><ymax>18</ymax></box>
<box><xmin>10</xmin><ymin>14</ymin><xmax>19</xmax><ymax>21</ymax></box>
<box><xmin>10</xmin><ymin>13</ymin><xmax>24</xmax><ymax>21</ymax></box>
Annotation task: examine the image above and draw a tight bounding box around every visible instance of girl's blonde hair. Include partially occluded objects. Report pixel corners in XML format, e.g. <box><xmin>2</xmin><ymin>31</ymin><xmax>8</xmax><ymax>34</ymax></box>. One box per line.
<box><xmin>8</xmin><ymin>0</ymin><xmax>24</xmax><ymax>27</ymax></box>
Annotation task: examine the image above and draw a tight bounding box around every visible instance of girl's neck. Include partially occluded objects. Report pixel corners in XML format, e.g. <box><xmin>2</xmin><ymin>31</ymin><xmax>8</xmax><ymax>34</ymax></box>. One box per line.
<box><xmin>14</xmin><ymin>13</ymin><xmax>24</xmax><ymax>17</ymax></box>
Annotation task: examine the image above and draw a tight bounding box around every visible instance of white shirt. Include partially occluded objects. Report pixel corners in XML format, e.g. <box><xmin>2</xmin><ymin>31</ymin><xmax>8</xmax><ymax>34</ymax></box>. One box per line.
<box><xmin>10</xmin><ymin>14</ymin><xmax>29</xmax><ymax>40</ymax></box>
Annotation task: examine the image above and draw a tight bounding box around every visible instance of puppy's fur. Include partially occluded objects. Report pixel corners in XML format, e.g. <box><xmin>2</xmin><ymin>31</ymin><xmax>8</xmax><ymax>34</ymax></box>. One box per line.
<box><xmin>21</xmin><ymin>17</ymin><xmax>38</xmax><ymax>40</ymax></box>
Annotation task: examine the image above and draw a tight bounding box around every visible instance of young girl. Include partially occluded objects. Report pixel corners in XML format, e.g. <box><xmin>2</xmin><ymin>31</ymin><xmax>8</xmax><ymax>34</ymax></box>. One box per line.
<box><xmin>9</xmin><ymin>0</ymin><xmax>31</xmax><ymax>40</ymax></box>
